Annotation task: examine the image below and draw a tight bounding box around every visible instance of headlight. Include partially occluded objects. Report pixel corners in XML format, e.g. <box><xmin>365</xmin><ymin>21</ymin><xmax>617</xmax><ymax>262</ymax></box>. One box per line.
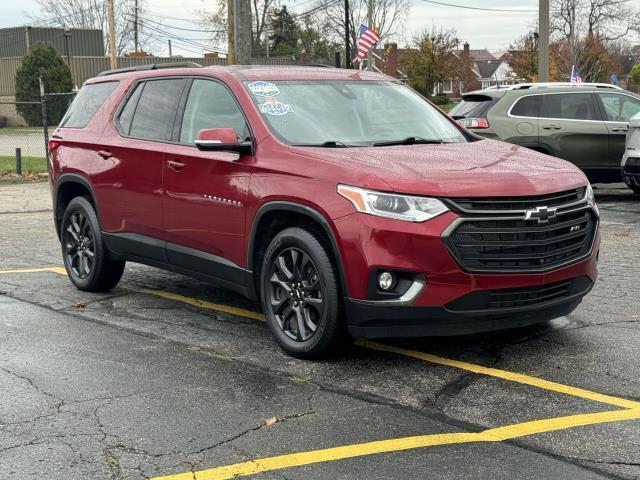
<box><xmin>586</xmin><ymin>182</ymin><xmax>595</xmax><ymax>205</ymax></box>
<box><xmin>337</xmin><ymin>185</ymin><xmax>448</xmax><ymax>222</ymax></box>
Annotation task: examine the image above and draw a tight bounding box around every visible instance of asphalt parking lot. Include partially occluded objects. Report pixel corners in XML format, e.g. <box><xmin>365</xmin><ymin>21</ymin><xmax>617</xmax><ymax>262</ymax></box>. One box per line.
<box><xmin>1</xmin><ymin>181</ymin><xmax>639</xmax><ymax>480</ymax></box>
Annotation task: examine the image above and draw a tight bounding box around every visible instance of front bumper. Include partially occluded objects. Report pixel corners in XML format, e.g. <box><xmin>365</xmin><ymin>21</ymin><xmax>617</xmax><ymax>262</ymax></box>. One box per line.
<box><xmin>346</xmin><ymin>275</ymin><xmax>593</xmax><ymax>337</ymax></box>
<box><xmin>622</xmin><ymin>153</ymin><xmax>640</xmax><ymax>188</ymax></box>
<box><xmin>333</xmin><ymin>209</ymin><xmax>600</xmax><ymax>338</ymax></box>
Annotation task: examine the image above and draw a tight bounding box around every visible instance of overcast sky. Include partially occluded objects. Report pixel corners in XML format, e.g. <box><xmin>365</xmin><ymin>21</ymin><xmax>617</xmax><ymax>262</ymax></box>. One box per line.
<box><xmin>2</xmin><ymin>0</ymin><xmax>640</xmax><ymax>56</ymax></box>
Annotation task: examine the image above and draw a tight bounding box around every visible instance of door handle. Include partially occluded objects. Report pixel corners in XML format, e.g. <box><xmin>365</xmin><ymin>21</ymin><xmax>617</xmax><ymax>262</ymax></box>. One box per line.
<box><xmin>166</xmin><ymin>160</ymin><xmax>185</xmax><ymax>171</ymax></box>
<box><xmin>97</xmin><ymin>150</ymin><xmax>113</xmax><ymax>159</ymax></box>
<box><xmin>542</xmin><ymin>125</ymin><xmax>561</xmax><ymax>130</ymax></box>
<box><xmin>612</xmin><ymin>127</ymin><xmax>628</xmax><ymax>132</ymax></box>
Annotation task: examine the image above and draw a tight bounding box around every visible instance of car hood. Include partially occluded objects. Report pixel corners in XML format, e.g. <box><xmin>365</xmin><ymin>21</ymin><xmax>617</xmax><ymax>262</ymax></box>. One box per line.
<box><xmin>289</xmin><ymin>139</ymin><xmax>587</xmax><ymax>197</ymax></box>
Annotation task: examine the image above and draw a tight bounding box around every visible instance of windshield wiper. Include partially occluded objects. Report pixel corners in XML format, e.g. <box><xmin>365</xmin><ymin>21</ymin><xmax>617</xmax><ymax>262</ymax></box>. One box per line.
<box><xmin>373</xmin><ymin>136</ymin><xmax>446</xmax><ymax>147</ymax></box>
<box><xmin>293</xmin><ymin>140</ymin><xmax>351</xmax><ymax>148</ymax></box>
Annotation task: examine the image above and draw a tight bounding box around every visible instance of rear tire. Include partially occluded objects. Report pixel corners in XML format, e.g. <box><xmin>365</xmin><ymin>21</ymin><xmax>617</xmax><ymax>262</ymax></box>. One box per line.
<box><xmin>260</xmin><ymin>227</ymin><xmax>346</xmax><ymax>359</ymax></box>
<box><xmin>61</xmin><ymin>197</ymin><xmax>125</xmax><ymax>292</ymax></box>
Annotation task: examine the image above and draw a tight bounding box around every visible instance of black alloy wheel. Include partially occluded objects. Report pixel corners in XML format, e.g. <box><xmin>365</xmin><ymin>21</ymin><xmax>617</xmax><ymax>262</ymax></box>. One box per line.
<box><xmin>268</xmin><ymin>247</ymin><xmax>324</xmax><ymax>342</ymax></box>
<box><xmin>63</xmin><ymin>210</ymin><xmax>95</xmax><ymax>279</ymax></box>
<box><xmin>260</xmin><ymin>227</ymin><xmax>346</xmax><ymax>358</ymax></box>
<box><xmin>61</xmin><ymin>196</ymin><xmax>125</xmax><ymax>292</ymax></box>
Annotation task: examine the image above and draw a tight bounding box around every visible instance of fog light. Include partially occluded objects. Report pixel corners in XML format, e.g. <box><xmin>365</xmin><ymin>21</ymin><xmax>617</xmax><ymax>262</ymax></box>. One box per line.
<box><xmin>378</xmin><ymin>271</ymin><xmax>395</xmax><ymax>290</ymax></box>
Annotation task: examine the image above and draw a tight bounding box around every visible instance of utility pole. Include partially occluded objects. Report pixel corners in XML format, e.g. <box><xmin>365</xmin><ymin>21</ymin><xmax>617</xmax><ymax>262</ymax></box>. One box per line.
<box><xmin>229</xmin><ymin>0</ymin><xmax>251</xmax><ymax>64</ymax></box>
<box><xmin>168</xmin><ymin>39</ymin><xmax>172</xmax><ymax>57</ymax></box>
<box><xmin>63</xmin><ymin>27</ymin><xmax>71</xmax><ymax>65</ymax></box>
<box><xmin>538</xmin><ymin>0</ymin><xmax>549</xmax><ymax>82</ymax></box>
<box><xmin>344</xmin><ymin>0</ymin><xmax>350</xmax><ymax>68</ymax></box>
<box><xmin>107</xmin><ymin>0</ymin><xmax>117</xmax><ymax>69</ymax></box>
<box><xmin>134</xmin><ymin>0</ymin><xmax>139</xmax><ymax>52</ymax></box>
<box><xmin>366</xmin><ymin>0</ymin><xmax>373</xmax><ymax>70</ymax></box>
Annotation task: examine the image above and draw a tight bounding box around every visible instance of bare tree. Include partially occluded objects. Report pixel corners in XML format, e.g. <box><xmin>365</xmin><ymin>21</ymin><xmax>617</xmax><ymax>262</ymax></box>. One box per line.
<box><xmin>319</xmin><ymin>0</ymin><xmax>410</xmax><ymax>59</ymax></box>
<box><xmin>199</xmin><ymin>0</ymin><xmax>276</xmax><ymax>55</ymax></box>
<box><xmin>28</xmin><ymin>0</ymin><xmax>151</xmax><ymax>55</ymax></box>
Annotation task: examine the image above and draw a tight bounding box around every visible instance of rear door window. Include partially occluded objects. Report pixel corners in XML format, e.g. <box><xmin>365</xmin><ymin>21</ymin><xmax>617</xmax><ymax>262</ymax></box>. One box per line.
<box><xmin>510</xmin><ymin>95</ymin><xmax>542</xmax><ymax>117</ymax></box>
<box><xmin>448</xmin><ymin>95</ymin><xmax>497</xmax><ymax>119</ymax></box>
<box><xmin>117</xmin><ymin>83</ymin><xmax>143</xmax><ymax>135</ymax></box>
<box><xmin>127</xmin><ymin>78</ymin><xmax>186</xmax><ymax>141</ymax></box>
<box><xmin>541</xmin><ymin>93</ymin><xmax>599</xmax><ymax>121</ymax></box>
<box><xmin>59</xmin><ymin>81</ymin><xmax>118</xmax><ymax>128</ymax></box>
<box><xmin>597</xmin><ymin>93</ymin><xmax>640</xmax><ymax>122</ymax></box>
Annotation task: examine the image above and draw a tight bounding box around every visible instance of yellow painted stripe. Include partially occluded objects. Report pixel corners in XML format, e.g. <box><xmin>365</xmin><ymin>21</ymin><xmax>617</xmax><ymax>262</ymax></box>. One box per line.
<box><xmin>0</xmin><ymin>266</ymin><xmax>67</xmax><ymax>275</ymax></box>
<box><xmin>358</xmin><ymin>340</ymin><xmax>640</xmax><ymax>410</ymax></box>
<box><xmin>153</xmin><ymin>409</ymin><xmax>640</xmax><ymax>480</ymax></box>
<box><xmin>132</xmin><ymin>287</ymin><xmax>266</xmax><ymax>322</ymax></box>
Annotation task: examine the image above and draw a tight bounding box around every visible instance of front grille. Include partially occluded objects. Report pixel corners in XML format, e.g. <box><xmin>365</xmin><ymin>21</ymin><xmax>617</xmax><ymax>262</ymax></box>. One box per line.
<box><xmin>443</xmin><ymin>189</ymin><xmax>597</xmax><ymax>273</ymax></box>
<box><xmin>446</xmin><ymin>276</ymin><xmax>593</xmax><ymax>311</ymax></box>
<box><xmin>487</xmin><ymin>280</ymin><xmax>572</xmax><ymax>308</ymax></box>
<box><xmin>449</xmin><ymin>187</ymin><xmax>585</xmax><ymax>213</ymax></box>
<box><xmin>624</xmin><ymin>157</ymin><xmax>640</xmax><ymax>175</ymax></box>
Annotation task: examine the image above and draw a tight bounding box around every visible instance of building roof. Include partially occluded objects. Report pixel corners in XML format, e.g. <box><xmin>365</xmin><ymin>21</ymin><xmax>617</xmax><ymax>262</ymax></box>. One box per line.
<box><xmin>475</xmin><ymin>60</ymin><xmax>503</xmax><ymax>79</ymax></box>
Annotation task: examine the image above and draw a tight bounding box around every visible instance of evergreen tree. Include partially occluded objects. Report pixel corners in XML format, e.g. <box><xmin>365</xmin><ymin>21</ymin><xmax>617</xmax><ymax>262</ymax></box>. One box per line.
<box><xmin>15</xmin><ymin>42</ymin><xmax>73</xmax><ymax>126</ymax></box>
<box><xmin>268</xmin><ymin>6</ymin><xmax>299</xmax><ymax>56</ymax></box>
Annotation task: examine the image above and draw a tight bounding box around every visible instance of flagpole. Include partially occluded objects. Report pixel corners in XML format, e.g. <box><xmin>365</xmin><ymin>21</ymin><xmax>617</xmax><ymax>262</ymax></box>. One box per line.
<box><xmin>366</xmin><ymin>0</ymin><xmax>373</xmax><ymax>71</ymax></box>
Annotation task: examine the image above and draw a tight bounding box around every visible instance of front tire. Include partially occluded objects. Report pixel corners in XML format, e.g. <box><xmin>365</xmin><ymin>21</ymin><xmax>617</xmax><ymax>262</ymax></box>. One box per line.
<box><xmin>260</xmin><ymin>227</ymin><xmax>346</xmax><ymax>359</ymax></box>
<box><xmin>627</xmin><ymin>184</ymin><xmax>640</xmax><ymax>195</ymax></box>
<box><xmin>61</xmin><ymin>197</ymin><xmax>125</xmax><ymax>292</ymax></box>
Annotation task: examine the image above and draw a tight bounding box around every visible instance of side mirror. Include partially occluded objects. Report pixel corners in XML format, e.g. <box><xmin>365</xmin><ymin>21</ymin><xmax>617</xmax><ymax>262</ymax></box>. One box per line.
<box><xmin>195</xmin><ymin>128</ymin><xmax>253</xmax><ymax>155</ymax></box>
<box><xmin>630</xmin><ymin>113</ymin><xmax>640</xmax><ymax>129</ymax></box>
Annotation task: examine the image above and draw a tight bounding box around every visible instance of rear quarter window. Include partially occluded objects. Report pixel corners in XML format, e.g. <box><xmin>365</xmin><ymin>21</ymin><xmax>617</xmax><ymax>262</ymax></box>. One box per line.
<box><xmin>59</xmin><ymin>81</ymin><xmax>118</xmax><ymax>128</ymax></box>
<box><xmin>510</xmin><ymin>95</ymin><xmax>542</xmax><ymax>117</ymax></box>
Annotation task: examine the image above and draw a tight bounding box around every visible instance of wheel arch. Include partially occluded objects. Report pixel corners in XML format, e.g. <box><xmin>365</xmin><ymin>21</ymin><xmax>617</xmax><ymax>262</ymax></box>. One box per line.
<box><xmin>54</xmin><ymin>174</ymin><xmax>99</xmax><ymax>239</ymax></box>
<box><xmin>247</xmin><ymin>201</ymin><xmax>349</xmax><ymax>300</ymax></box>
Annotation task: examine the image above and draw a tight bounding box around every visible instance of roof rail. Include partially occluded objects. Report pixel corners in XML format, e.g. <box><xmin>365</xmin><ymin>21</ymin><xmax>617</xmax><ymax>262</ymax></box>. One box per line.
<box><xmin>506</xmin><ymin>82</ymin><xmax>623</xmax><ymax>91</ymax></box>
<box><xmin>97</xmin><ymin>62</ymin><xmax>203</xmax><ymax>77</ymax></box>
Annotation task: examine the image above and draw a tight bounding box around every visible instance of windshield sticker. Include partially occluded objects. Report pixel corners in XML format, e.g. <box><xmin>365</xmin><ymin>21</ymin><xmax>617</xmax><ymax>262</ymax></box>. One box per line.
<box><xmin>248</xmin><ymin>81</ymin><xmax>280</xmax><ymax>97</ymax></box>
<box><xmin>259</xmin><ymin>100</ymin><xmax>292</xmax><ymax>116</ymax></box>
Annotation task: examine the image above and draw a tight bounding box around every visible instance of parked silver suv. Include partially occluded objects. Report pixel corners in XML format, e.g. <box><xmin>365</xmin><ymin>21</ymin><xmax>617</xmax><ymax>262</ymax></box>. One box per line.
<box><xmin>622</xmin><ymin>112</ymin><xmax>640</xmax><ymax>194</ymax></box>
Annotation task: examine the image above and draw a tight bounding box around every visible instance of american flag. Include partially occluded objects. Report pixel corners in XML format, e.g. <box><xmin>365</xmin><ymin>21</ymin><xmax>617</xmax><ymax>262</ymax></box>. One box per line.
<box><xmin>357</xmin><ymin>24</ymin><xmax>382</xmax><ymax>60</ymax></box>
<box><xmin>570</xmin><ymin>65</ymin><xmax>583</xmax><ymax>84</ymax></box>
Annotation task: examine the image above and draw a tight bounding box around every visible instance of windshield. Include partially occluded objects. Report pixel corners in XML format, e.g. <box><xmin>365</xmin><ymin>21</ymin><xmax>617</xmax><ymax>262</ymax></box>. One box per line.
<box><xmin>244</xmin><ymin>80</ymin><xmax>467</xmax><ymax>146</ymax></box>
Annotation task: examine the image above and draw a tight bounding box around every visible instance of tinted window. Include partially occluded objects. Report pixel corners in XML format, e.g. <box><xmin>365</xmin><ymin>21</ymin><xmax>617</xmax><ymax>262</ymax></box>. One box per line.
<box><xmin>180</xmin><ymin>79</ymin><xmax>249</xmax><ymax>144</ymax></box>
<box><xmin>129</xmin><ymin>79</ymin><xmax>185</xmax><ymax>141</ymax></box>
<box><xmin>598</xmin><ymin>93</ymin><xmax>640</xmax><ymax>122</ymax></box>
<box><xmin>541</xmin><ymin>93</ymin><xmax>598</xmax><ymax>121</ymax></box>
<box><xmin>118</xmin><ymin>83</ymin><xmax>143</xmax><ymax>135</ymax></box>
<box><xmin>510</xmin><ymin>95</ymin><xmax>542</xmax><ymax>117</ymax></box>
<box><xmin>449</xmin><ymin>95</ymin><xmax>497</xmax><ymax>119</ymax></box>
<box><xmin>59</xmin><ymin>81</ymin><xmax>118</xmax><ymax>128</ymax></box>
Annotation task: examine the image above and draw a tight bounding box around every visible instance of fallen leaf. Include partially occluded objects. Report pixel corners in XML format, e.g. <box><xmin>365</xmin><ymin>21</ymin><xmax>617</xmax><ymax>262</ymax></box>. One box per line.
<box><xmin>264</xmin><ymin>416</ymin><xmax>277</xmax><ymax>427</ymax></box>
<box><xmin>74</xmin><ymin>302</ymin><xmax>86</xmax><ymax>309</ymax></box>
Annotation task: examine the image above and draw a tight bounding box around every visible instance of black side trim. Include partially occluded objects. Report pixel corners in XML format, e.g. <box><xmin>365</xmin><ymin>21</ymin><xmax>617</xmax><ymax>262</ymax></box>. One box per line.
<box><xmin>54</xmin><ymin>173</ymin><xmax>99</xmax><ymax>238</ymax></box>
<box><xmin>102</xmin><ymin>232</ymin><xmax>252</xmax><ymax>296</ymax></box>
<box><xmin>166</xmin><ymin>242</ymin><xmax>246</xmax><ymax>286</ymax></box>
<box><xmin>247</xmin><ymin>201</ymin><xmax>348</xmax><ymax>298</ymax></box>
<box><xmin>102</xmin><ymin>232</ymin><xmax>167</xmax><ymax>263</ymax></box>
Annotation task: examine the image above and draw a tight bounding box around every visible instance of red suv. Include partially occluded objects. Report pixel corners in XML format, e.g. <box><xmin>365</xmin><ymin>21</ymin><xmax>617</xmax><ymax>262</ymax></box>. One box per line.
<box><xmin>49</xmin><ymin>64</ymin><xmax>600</xmax><ymax>358</ymax></box>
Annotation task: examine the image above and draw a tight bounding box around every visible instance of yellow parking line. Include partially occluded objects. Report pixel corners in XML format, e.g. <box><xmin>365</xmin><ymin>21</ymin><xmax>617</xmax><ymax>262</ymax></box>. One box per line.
<box><xmin>5</xmin><ymin>266</ymin><xmax>640</xmax><ymax>480</ymax></box>
<box><xmin>0</xmin><ymin>266</ymin><xmax>67</xmax><ymax>275</ymax></box>
<box><xmin>153</xmin><ymin>409</ymin><xmax>640</xmax><ymax>480</ymax></box>
<box><xmin>358</xmin><ymin>340</ymin><xmax>640</xmax><ymax>409</ymax></box>
<box><xmin>132</xmin><ymin>288</ymin><xmax>266</xmax><ymax>322</ymax></box>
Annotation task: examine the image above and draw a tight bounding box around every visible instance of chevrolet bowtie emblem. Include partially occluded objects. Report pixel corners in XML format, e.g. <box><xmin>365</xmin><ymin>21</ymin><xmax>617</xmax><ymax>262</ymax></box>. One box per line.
<box><xmin>524</xmin><ymin>205</ymin><xmax>557</xmax><ymax>224</ymax></box>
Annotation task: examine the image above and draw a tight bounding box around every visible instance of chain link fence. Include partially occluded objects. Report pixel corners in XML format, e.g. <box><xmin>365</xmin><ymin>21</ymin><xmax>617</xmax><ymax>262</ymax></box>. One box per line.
<box><xmin>0</xmin><ymin>92</ymin><xmax>75</xmax><ymax>176</ymax></box>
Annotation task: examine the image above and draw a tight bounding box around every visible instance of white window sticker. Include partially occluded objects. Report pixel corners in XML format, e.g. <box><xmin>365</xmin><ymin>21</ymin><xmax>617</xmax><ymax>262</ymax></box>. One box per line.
<box><xmin>247</xmin><ymin>81</ymin><xmax>280</xmax><ymax>97</ymax></box>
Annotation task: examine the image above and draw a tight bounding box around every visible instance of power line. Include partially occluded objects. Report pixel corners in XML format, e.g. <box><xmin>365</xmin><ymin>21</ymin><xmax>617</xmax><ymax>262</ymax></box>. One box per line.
<box><xmin>134</xmin><ymin>15</ymin><xmax>226</xmax><ymax>33</ymax></box>
<box><xmin>416</xmin><ymin>0</ymin><xmax>536</xmax><ymax>13</ymax></box>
